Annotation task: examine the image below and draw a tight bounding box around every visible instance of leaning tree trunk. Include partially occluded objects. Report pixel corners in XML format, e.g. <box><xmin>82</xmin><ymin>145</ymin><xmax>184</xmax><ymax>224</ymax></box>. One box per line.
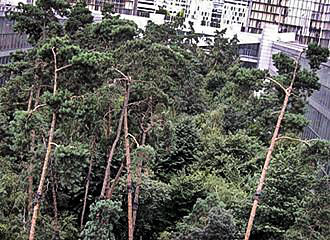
<box><xmin>29</xmin><ymin>109</ymin><xmax>57</xmax><ymax>240</ymax></box>
<box><xmin>106</xmin><ymin>159</ymin><xmax>125</xmax><ymax>199</ymax></box>
<box><xmin>27</xmin><ymin>86</ymin><xmax>41</xmax><ymax>221</ymax></box>
<box><xmin>244</xmin><ymin>52</ymin><xmax>303</xmax><ymax>240</ymax></box>
<box><xmin>100</xmin><ymin>105</ymin><xmax>125</xmax><ymax>199</ymax></box>
<box><xmin>123</xmin><ymin>82</ymin><xmax>133</xmax><ymax>240</ymax></box>
<box><xmin>132</xmin><ymin>100</ymin><xmax>154</xmax><ymax>233</ymax></box>
<box><xmin>132</xmin><ymin>125</ymin><xmax>152</xmax><ymax>233</ymax></box>
<box><xmin>132</xmin><ymin>152</ymin><xmax>143</xmax><ymax>233</ymax></box>
<box><xmin>51</xmin><ymin>164</ymin><xmax>60</xmax><ymax>239</ymax></box>
<box><xmin>81</xmin><ymin>138</ymin><xmax>96</xmax><ymax>229</ymax></box>
<box><xmin>29</xmin><ymin>48</ymin><xmax>71</xmax><ymax>240</ymax></box>
<box><xmin>26</xmin><ymin>87</ymin><xmax>34</xmax><ymax>221</ymax></box>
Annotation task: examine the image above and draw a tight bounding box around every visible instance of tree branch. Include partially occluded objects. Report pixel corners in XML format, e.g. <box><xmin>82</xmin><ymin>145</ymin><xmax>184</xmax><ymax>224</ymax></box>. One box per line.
<box><xmin>50</xmin><ymin>142</ymin><xmax>59</xmax><ymax>147</ymax></box>
<box><xmin>128</xmin><ymin>133</ymin><xmax>140</xmax><ymax>147</ymax></box>
<box><xmin>266</xmin><ymin>77</ymin><xmax>287</xmax><ymax>94</ymax></box>
<box><xmin>28</xmin><ymin>104</ymin><xmax>47</xmax><ymax>115</ymax></box>
<box><xmin>56</xmin><ymin>64</ymin><xmax>73</xmax><ymax>72</ymax></box>
<box><xmin>276</xmin><ymin>136</ymin><xmax>320</xmax><ymax>146</ymax></box>
<box><xmin>113</xmin><ymin>68</ymin><xmax>129</xmax><ymax>80</ymax></box>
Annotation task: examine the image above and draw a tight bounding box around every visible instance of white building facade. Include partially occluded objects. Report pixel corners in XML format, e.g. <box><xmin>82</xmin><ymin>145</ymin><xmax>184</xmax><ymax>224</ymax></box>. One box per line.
<box><xmin>221</xmin><ymin>0</ymin><xmax>248</xmax><ymax>29</ymax></box>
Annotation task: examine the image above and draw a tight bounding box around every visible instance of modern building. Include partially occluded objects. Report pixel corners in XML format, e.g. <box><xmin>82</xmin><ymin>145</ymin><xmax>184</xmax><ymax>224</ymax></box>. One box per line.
<box><xmin>0</xmin><ymin>16</ymin><xmax>30</xmax><ymax>62</ymax></box>
<box><xmin>304</xmin><ymin>61</ymin><xmax>330</xmax><ymax>140</ymax></box>
<box><xmin>246</xmin><ymin>0</ymin><xmax>330</xmax><ymax>48</ymax></box>
<box><xmin>0</xmin><ymin>0</ymin><xmax>33</xmax><ymax>4</ymax></box>
<box><xmin>210</xmin><ymin>0</ymin><xmax>224</xmax><ymax>28</ymax></box>
<box><xmin>136</xmin><ymin>0</ymin><xmax>158</xmax><ymax>17</ymax></box>
<box><xmin>186</xmin><ymin>0</ymin><xmax>214</xmax><ymax>27</ymax></box>
<box><xmin>221</xmin><ymin>0</ymin><xmax>248</xmax><ymax>28</ymax></box>
<box><xmin>0</xmin><ymin>3</ymin><xmax>31</xmax><ymax>85</ymax></box>
<box><xmin>84</xmin><ymin>0</ymin><xmax>137</xmax><ymax>15</ymax></box>
<box><xmin>0</xmin><ymin>0</ymin><xmax>31</xmax><ymax>6</ymax></box>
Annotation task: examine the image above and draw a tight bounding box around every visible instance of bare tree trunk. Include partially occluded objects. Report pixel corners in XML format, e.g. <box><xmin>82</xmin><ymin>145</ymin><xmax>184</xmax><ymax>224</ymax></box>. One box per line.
<box><xmin>244</xmin><ymin>52</ymin><xmax>303</xmax><ymax>240</ymax></box>
<box><xmin>106</xmin><ymin>104</ymin><xmax>112</xmax><ymax>139</ymax></box>
<box><xmin>132</xmin><ymin>154</ymin><xmax>143</xmax><ymax>232</ymax></box>
<box><xmin>29</xmin><ymin>112</ymin><xmax>57</xmax><ymax>240</ymax></box>
<box><xmin>51</xmin><ymin>165</ymin><xmax>60</xmax><ymax>240</ymax></box>
<box><xmin>100</xmin><ymin>105</ymin><xmax>125</xmax><ymax>199</ymax></box>
<box><xmin>106</xmin><ymin>159</ymin><xmax>125</xmax><ymax>199</ymax></box>
<box><xmin>27</xmin><ymin>156</ymin><xmax>34</xmax><ymax>215</ymax></box>
<box><xmin>132</xmin><ymin>131</ymin><xmax>147</xmax><ymax>232</ymax></box>
<box><xmin>29</xmin><ymin>47</ymin><xmax>71</xmax><ymax>240</ymax></box>
<box><xmin>26</xmin><ymin>88</ymin><xmax>34</xmax><ymax>220</ymax></box>
<box><xmin>132</xmin><ymin>103</ymin><xmax>154</xmax><ymax>233</ymax></box>
<box><xmin>123</xmin><ymin>83</ymin><xmax>133</xmax><ymax>240</ymax></box>
<box><xmin>81</xmin><ymin>139</ymin><xmax>96</xmax><ymax>229</ymax></box>
<box><xmin>27</xmin><ymin>87</ymin><xmax>34</xmax><ymax>112</ymax></box>
<box><xmin>28</xmin><ymin>87</ymin><xmax>40</xmax><ymax>220</ymax></box>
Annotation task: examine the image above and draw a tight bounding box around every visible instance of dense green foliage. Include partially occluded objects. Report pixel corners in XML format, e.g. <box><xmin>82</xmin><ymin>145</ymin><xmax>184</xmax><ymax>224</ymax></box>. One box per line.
<box><xmin>1</xmin><ymin>2</ymin><xmax>329</xmax><ymax>240</ymax></box>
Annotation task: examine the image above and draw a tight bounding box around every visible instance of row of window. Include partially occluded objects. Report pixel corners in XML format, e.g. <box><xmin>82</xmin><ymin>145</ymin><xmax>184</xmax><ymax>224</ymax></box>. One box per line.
<box><xmin>288</xmin><ymin>0</ymin><xmax>329</xmax><ymax>12</ymax></box>
<box><xmin>249</xmin><ymin>14</ymin><xmax>329</xmax><ymax>37</ymax></box>
<box><xmin>0</xmin><ymin>56</ymin><xmax>9</xmax><ymax>86</ymax></box>
<box><xmin>0</xmin><ymin>33</ymin><xmax>30</xmax><ymax>51</ymax></box>
<box><xmin>224</xmin><ymin>5</ymin><xmax>246</xmax><ymax>12</ymax></box>
<box><xmin>0</xmin><ymin>17</ymin><xmax>15</xmax><ymax>34</ymax></box>
<box><xmin>256</xmin><ymin>0</ymin><xmax>287</xmax><ymax>5</ymax></box>
<box><xmin>305</xmin><ymin>104</ymin><xmax>330</xmax><ymax>140</ymax></box>
<box><xmin>252</xmin><ymin>3</ymin><xmax>284</xmax><ymax>14</ymax></box>
<box><xmin>0</xmin><ymin>55</ymin><xmax>10</xmax><ymax>64</ymax></box>
<box><xmin>239</xmin><ymin>44</ymin><xmax>260</xmax><ymax>57</ymax></box>
<box><xmin>224</xmin><ymin>11</ymin><xmax>246</xmax><ymax>17</ymax></box>
<box><xmin>254</xmin><ymin>0</ymin><xmax>330</xmax><ymax>14</ymax></box>
<box><xmin>250</xmin><ymin>11</ymin><xmax>280</xmax><ymax>23</ymax></box>
<box><xmin>311</xmin><ymin>85</ymin><xmax>330</xmax><ymax>111</ymax></box>
<box><xmin>284</xmin><ymin>15</ymin><xmax>315</xmax><ymax>26</ymax></box>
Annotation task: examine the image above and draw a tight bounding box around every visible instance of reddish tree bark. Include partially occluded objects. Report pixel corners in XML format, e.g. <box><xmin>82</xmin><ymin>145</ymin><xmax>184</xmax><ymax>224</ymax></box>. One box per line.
<box><xmin>244</xmin><ymin>51</ymin><xmax>303</xmax><ymax>240</ymax></box>
<box><xmin>132</xmin><ymin>124</ymin><xmax>152</xmax><ymax>232</ymax></box>
<box><xmin>123</xmin><ymin>81</ymin><xmax>133</xmax><ymax>240</ymax></box>
<box><xmin>100</xmin><ymin>106</ymin><xmax>125</xmax><ymax>198</ymax></box>
<box><xmin>27</xmin><ymin>87</ymin><xmax>40</xmax><ymax>220</ymax></box>
<box><xmin>106</xmin><ymin>159</ymin><xmax>125</xmax><ymax>199</ymax></box>
<box><xmin>29</xmin><ymin>47</ymin><xmax>72</xmax><ymax>240</ymax></box>
<box><xmin>51</xmin><ymin>165</ymin><xmax>60</xmax><ymax>239</ymax></box>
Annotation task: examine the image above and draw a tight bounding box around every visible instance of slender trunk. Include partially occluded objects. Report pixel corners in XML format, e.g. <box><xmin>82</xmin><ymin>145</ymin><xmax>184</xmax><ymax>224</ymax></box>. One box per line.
<box><xmin>26</xmin><ymin>88</ymin><xmax>33</xmax><ymax>216</ymax></box>
<box><xmin>107</xmin><ymin>159</ymin><xmax>125</xmax><ymax>199</ymax></box>
<box><xmin>24</xmin><ymin>88</ymin><xmax>34</xmax><ymax>231</ymax></box>
<box><xmin>27</xmin><ymin>135</ymin><xmax>35</xmax><ymax>214</ymax></box>
<box><xmin>80</xmin><ymin>139</ymin><xmax>96</xmax><ymax>229</ymax></box>
<box><xmin>123</xmin><ymin>84</ymin><xmax>133</xmax><ymax>240</ymax></box>
<box><xmin>28</xmin><ymin>87</ymin><xmax>40</xmax><ymax>219</ymax></box>
<box><xmin>27</xmin><ymin>88</ymin><xmax>33</xmax><ymax>112</ymax></box>
<box><xmin>141</xmin><ymin>132</ymin><xmax>147</xmax><ymax>147</ymax></box>
<box><xmin>107</xmin><ymin>105</ymin><xmax>112</xmax><ymax>139</ymax></box>
<box><xmin>244</xmin><ymin>52</ymin><xmax>302</xmax><ymax>240</ymax></box>
<box><xmin>29</xmin><ymin>47</ymin><xmax>65</xmax><ymax>240</ymax></box>
<box><xmin>100</xmin><ymin>105</ymin><xmax>125</xmax><ymax>199</ymax></box>
<box><xmin>29</xmin><ymin>112</ymin><xmax>57</xmax><ymax>240</ymax></box>
<box><xmin>132</xmin><ymin>131</ymin><xmax>147</xmax><ymax>232</ymax></box>
<box><xmin>132</xmin><ymin>156</ymin><xmax>142</xmax><ymax>232</ymax></box>
<box><xmin>51</xmin><ymin>166</ymin><xmax>60</xmax><ymax>239</ymax></box>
